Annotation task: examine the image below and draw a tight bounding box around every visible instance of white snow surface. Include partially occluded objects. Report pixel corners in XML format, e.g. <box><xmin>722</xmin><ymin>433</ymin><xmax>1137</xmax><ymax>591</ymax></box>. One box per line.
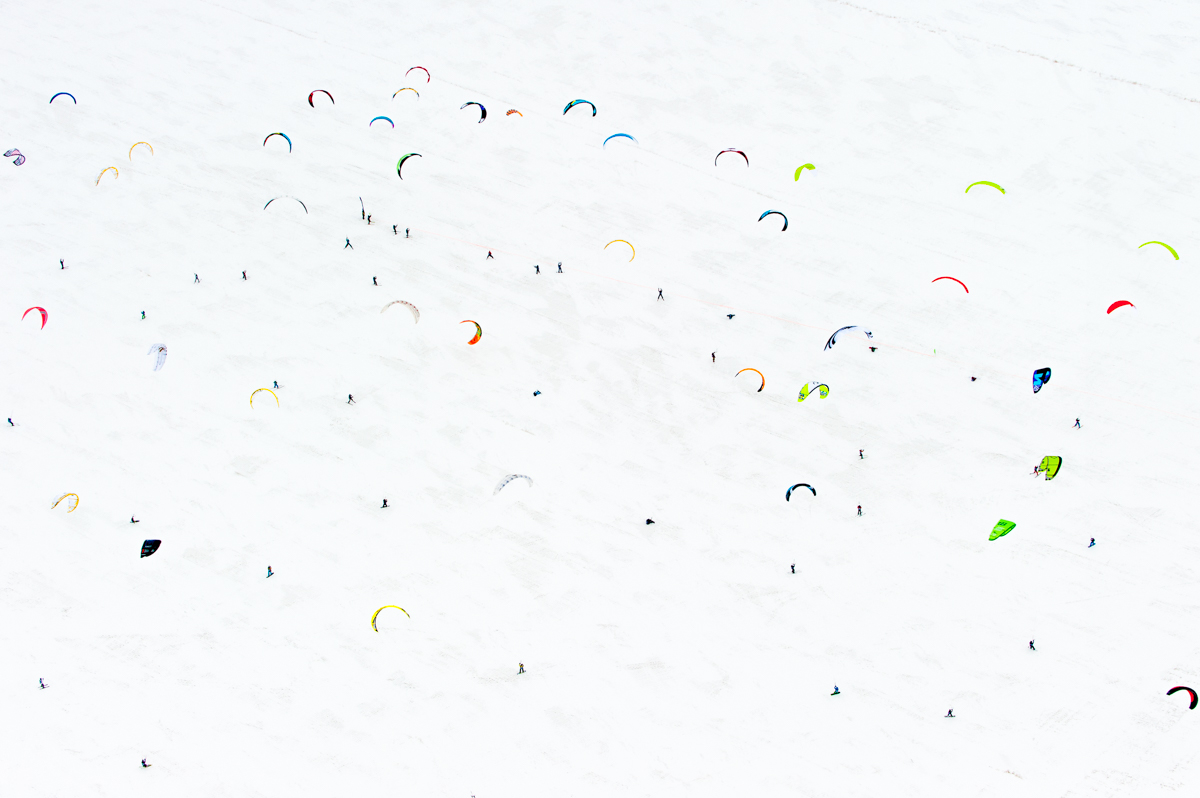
<box><xmin>4</xmin><ymin>1</ymin><xmax>1200</xmax><ymax>795</ymax></box>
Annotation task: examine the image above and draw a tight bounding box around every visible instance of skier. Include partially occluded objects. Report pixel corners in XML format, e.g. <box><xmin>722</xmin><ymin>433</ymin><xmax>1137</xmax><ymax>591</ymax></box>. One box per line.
<box><xmin>381</xmin><ymin>499</ymin><xmax>388</xmax><ymax>508</ymax></box>
<box><xmin>345</xmin><ymin>238</ymin><xmax>353</xmax><ymax>249</ymax></box>
<box><xmin>373</xmin><ymin>276</ymin><xmax>377</xmax><ymax>286</ymax></box>
<box><xmin>518</xmin><ymin>663</ymin><xmax>525</xmax><ymax>674</ymax></box>
<box><xmin>790</xmin><ymin>563</ymin><xmax>795</xmax><ymax>574</ymax></box>
<box><xmin>1074</xmin><ymin>418</ymin><xmax>1081</xmax><ymax>429</ymax></box>
<box><xmin>266</xmin><ymin>566</ymin><xmax>273</xmax><ymax>578</ymax></box>
<box><xmin>393</xmin><ymin>225</ymin><xmax>397</xmax><ymax>235</ymax></box>
<box><xmin>367</xmin><ymin>214</ymin><xmax>372</xmax><ymax>225</ymax></box>
<box><xmin>273</xmin><ymin>381</ymin><xmax>279</xmax><ymax>389</ymax></box>
<box><xmin>535</xmin><ymin>264</ymin><xmax>540</xmax><ymax>274</ymax></box>
<box><xmin>405</xmin><ymin>228</ymin><xmax>409</xmax><ymax>238</ymax></box>
<box><xmin>6</xmin><ymin>418</ymin><xmax>13</xmax><ymax>426</ymax></box>
<box><xmin>945</xmin><ymin>709</ymin><xmax>954</xmax><ymax>718</ymax></box>
<box><xmin>130</xmin><ymin>516</ymin><xmax>139</xmax><ymax>524</ymax></box>
<box><xmin>60</xmin><ymin>259</ymin><xmax>64</xmax><ymax>269</ymax></box>
<box><xmin>141</xmin><ymin>311</ymin><xmax>145</xmax><ymax>319</ymax></box>
<box><xmin>657</xmin><ymin>289</ymin><xmax>664</xmax><ymax>301</ymax></box>
<box><xmin>857</xmin><ymin>505</ymin><xmax>862</xmax><ymax>516</ymax></box>
<box><xmin>39</xmin><ymin>678</ymin><xmax>47</xmax><ymax>689</ymax></box>
<box><xmin>1089</xmin><ymin>538</ymin><xmax>1095</xmax><ymax>548</ymax></box>
<box><xmin>831</xmin><ymin>685</ymin><xmax>840</xmax><ymax>695</ymax></box>
<box><xmin>194</xmin><ymin>273</ymin><xmax>200</xmax><ymax>283</ymax></box>
<box><xmin>242</xmin><ymin>270</ymin><xmax>247</xmax><ymax>280</ymax></box>
<box><xmin>712</xmin><ymin>352</ymin><xmax>716</xmax><ymax>363</ymax></box>
<box><xmin>486</xmin><ymin>251</ymin><xmax>494</xmax><ymax>259</ymax></box>
<box><xmin>1029</xmin><ymin>640</ymin><xmax>1036</xmax><ymax>651</ymax></box>
<box><xmin>141</xmin><ymin>759</ymin><xmax>151</xmax><ymax>768</ymax></box>
<box><xmin>557</xmin><ymin>262</ymin><xmax>562</xmax><ymax>273</ymax></box>
<box><xmin>347</xmin><ymin>394</ymin><xmax>355</xmax><ymax>404</ymax></box>
<box><xmin>859</xmin><ymin>449</ymin><xmax>864</xmax><ymax>459</ymax></box>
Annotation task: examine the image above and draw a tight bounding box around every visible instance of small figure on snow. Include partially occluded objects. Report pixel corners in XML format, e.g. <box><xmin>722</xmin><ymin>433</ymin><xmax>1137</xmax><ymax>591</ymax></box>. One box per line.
<box><xmin>945</xmin><ymin>709</ymin><xmax>954</xmax><ymax>718</ymax></box>
<box><xmin>557</xmin><ymin>262</ymin><xmax>562</xmax><ymax>273</ymax></box>
<box><xmin>267</xmin><ymin>566</ymin><xmax>273</xmax><ymax>578</ymax></box>
<box><xmin>194</xmin><ymin>273</ymin><xmax>200</xmax><ymax>283</ymax></box>
<box><xmin>393</xmin><ymin>225</ymin><xmax>397</xmax><ymax>235</ymax></box>
<box><xmin>1089</xmin><ymin>538</ymin><xmax>1095</xmax><ymax>548</ymax></box>
<box><xmin>657</xmin><ymin>289</ymin><xmax>664</xmax><ymax>301</ymax></box>
<box><xmin>859</xmin><ymin>449</ymin><xmax>864</xmax><ymax>459</ymax></box>
<box><xmin>373</xmin><ymin>276</ymin><xmax>378</xmax><ymax>286</ymax></box>
<box><xmin>381</xmin><ymin>499</ymin><xmax>388</xmax><ymax>508</ymax></box>
<box><xmin>1029</xmin><ymin>640</ymin><xmax>1036</xmax><ymax>651</ymax></box>
<box><xmin>869</xmin><ymin>346</ymin><xmax>877</xmax><ymax>352</ymax></box>
<box><xmin>7</xmin><ymin>418</ymin><xmax>13</xmax><ymax>426</ymax></box>
<box><xmin>726</xmin><ymin>314</ymin><xmax>734</xmax><ymax>319</ymax></box>
<box><xmin>362</xmin><ymin>209</ymin><xmax>366</xmax><ymax>221</ymax></box>
<box><xmin>347</xmin><ymin>394</ymin><xmax>355</xmax><ymax>404</ymax></box>
<box><xmin>60</xmin><ymin>259</ymin><xmax>65</xmax><ymax>269</ymax></box>
<box><xmin>535</xmin><ymin>264</ymin><xmax>540</xmax><ymax>274</ymax></box>
<box><xmin>857</xmin><ymin>505</ymin><xmax>862</xmax><ymax>516</ymax></box>
<box><xmin>518</xmin><ymin>662</ymin><xmax>525</xmax><ymax>674</ymax></box>
<box><xmin>486</xmin><ymin>251</ymin><xmax>494</xmax><ymax>259</ymax></box>
<box><xmin>131</xmin><ymin>516</ymin><xmax>139</xmax><ymax>524</ymax></box>
<box><xmin>831</xmin><ymin>685</ymin><xmax>840</xmax><ymax>695</ymax></box>
<box><xmin>533</xmin><ymin>390</ymin><xmax>541</xmax><ymax>396</ymax></box>
<box><xmin>790</xmin><ymin>563</ymin><xmax>795</xmax><ymax>574</ymax></box>
<box><xmin>273</xmin><ymin>381</ymin><xmax>279</xmax><ymax>389</ymax></box>
<box><xmin>141</xmin><ymin>759</ymin><xmax>151</xmax><ymax>768</ymax></box>
<box><xmin>970</xmin><ymin>376</ymin><xmax>976</xmax><ymax>382</ymax></box>
<box><xmin>345</xmin><ymin>238</ymin><xmax>353</xmax><ymax>249</ymax></box>
<box><xmin>712</xmin><ymin>352</ymin><xmax>716</xmax><ymax>362</ymax></box>
<box><xmin>39</xmin><ymin>678</ymin><xmax>47</xmax><ymax>689</ymax></box>
<box><xmin>1074</xmin><ymin>418</ymin><xmax>1081</xmax><ymax>429</ymax></box>
<box><xmin>367</xmin><ymin>214</ymin><xmax>372</xmax><ymax>225</ymax></box>
<box><xmin>645</xmin><ymin>519</ymin><xmax>654</xmax><ymax>525</ymax></box>
<box><xmin>405</xmin><ymin>228</ymin><xmax>409</xmax><ymax>238</ymax></box>
<box><xmin>141</xmin><ymin>311</ymin><xmax>145</xmax><ymax>319</ymax></box>
<box><xmin>242</xmin><ymin>271</ymin><xmax>247</xmax><ymax>280</ymax></box>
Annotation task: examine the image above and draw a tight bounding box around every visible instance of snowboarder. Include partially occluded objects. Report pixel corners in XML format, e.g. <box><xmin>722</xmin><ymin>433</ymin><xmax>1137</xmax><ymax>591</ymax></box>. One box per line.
<box><xmin>345</xmin><ymin>238</ymin><xmax>353</xmax><ymax>249</ymax></box>
<box><xmin>1029</xmin><ymin>640</ymin><xmax>1036</xmax><ymax>651</ymax></box>
<box><xmin>405</xmin><ymin>228</ymin><xmax>409</xmax><ymax>238</ymax></box>
<box><xmin>130</xmin><ymin>516</ymin><xmax>139</xmax><ymax>524</ymax></box>
<box><xmin>970</xmin><ymin>376</ymin><xmax>976</xmax><ymax>382</ymax></box>
<box><xmin>141</xmin><ymin>759</ymin><xmax>151</xmax><ymax>768</ymax></box>
<box><xmin>1089</xmin><ymin>538</ymin><xmax>1095</xmax><ymax>548</ymax></box>
<box><xmin>242</xmin><ymin>270</ymin><xmax>247</xmax><ymax>280</ymax></box>
<box><xmin>645</xmin><ymin>519</ymin><xmax>654</xmax><ymax>525</ymax></box>
<box><xmin>869</xmin><ymin>346</ymin><xmax>877</xmax><ymax>352</ymax></box>
<box><xmin>726</xmin><ymin>314</ymin><xmax>734</xmax><ymax>319</ymax></box>
<box><xmin>39</xmin><ymin>678</ymin><xmax>47</xmax><ymax>689</ymax></box>
<box><xmin>347</xmin><ymin>394</ymin><xmax>355</xmax><ymax>404</ymax></box>
<box><xmin>859</xmin><ymin>449</ymin><xmax>864</xmax><ymax>459</ymax></box>
<box><xmin>557</xmin><ymin>262</ymin><xmax>562</xmax><ymax>273</ymax></box>
<box><xmin>266</xmin><ymin>566</ymin><xmax>273</xmax><ymax>578</ymax></box>
<box><xmin>790</xmin><ymin>563</ymin><xmax>795</xmax><ymax>574</ymax></box>
<box><xmin>657</xmin><ymin>289</ymin><xmax>664</xmax><ymax>301</ymax></box>
<box><xmin>194</xmin><ymin>273</ymin><xmax>200</xmax><ymax>283</ymax></box>
<box><xmin>373</xmin><ymin>276</ymin><xmax>377</xmax><ymax>286</ymax></box>
<box><xmin>381</xmin><ymin>499</ymin><xmax>388</xmax><ymax>508</ymax></box>
<box><xmin>1074</xmin><ymin>418</ymin><xmax>1081</xmax><ymax>429</ymax></box>
<box><xmin>6</xmin><ymin>418</ymin><xmax>12</xmax><ymax>426</ymax></box>
<box><xmin>831</xmin><ymin>685</ymin><xmax>840</xmax><ymax>695</ymax></box>
<box><xmin>518</xmin><ymin>663</ymin><xmax>525</xmax><ymax>674</ymax></box>
<box><xmin>533</xmin><ymin>390</ymin><xmax>541</xmax><ymax>396</ymax></box>
<box><xmin>712</xmin><ymin>352</ymin><xmax>716</xmax><ymax>362</ymax></box>
<box><xmin>393</xmin><ymin>225</ymin><xmax>397</xmax><ymax>235</ymax></box>
<box><xmin>945</xmin><ymin>709</ymin><xmax>954</xmax><ymax>718</ymax></box>
<box><xmin>486</xmin><ymin>251</ymin><xmax>494</xmax><ymax>259</ymax></box>
<box><xmin>857</xmin><ymin>505</ymin><xmax>862</xmax><ymax>516</ymax></box>
<box><xmin>535</xmin><ymin>264</ymin><xmax>540</xmax><ymax>274</ymax></box>
<box><xmin>273</xmin><ymin>381</ymin><xmax>279</xmax><ymax>389</ymax></box>
<box><xmin>141</xmin><ymin>311</ymin><xmax>145</xmax><ymax>319</ymax></box>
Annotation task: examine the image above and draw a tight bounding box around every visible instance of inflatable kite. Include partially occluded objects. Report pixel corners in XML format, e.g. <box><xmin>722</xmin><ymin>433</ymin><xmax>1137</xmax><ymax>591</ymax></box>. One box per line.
<box><xmin>506</xmin><ymin>109</ymin><xmax>523</xmax><ymax>116</ymax></box>
<box><xmin>22</xmin><ymin>307</ymin><xmax>47</xmax><ymax>329</ymax></box>
<box><xmin>989</xmin><ymin>519</ymin><xmax>1015</xmax><ymax>541</ymax></box>
<box><xmin>49</xmin><ymin>92</ymin><xmax>76</xmax><ymax>104</ymax></box>
<box><xmin>396</xmin><ymin>153</ymin><xmax>421</xmax><ymax>179</ymax></box>
<box><xmin>1107</xmin><ymin>300</ymin><xmax>1135</xmax><ymax>314</ymax></box>
<box><xmin>794</xmin><ymin>163</ymin><xmax>814</xmax><ymax>180</ymax></box>
<box><xmin>494</xmin><ymin>474</ymin><xmax>533</xmax><ymax>494</ymax></box>
<box><xmin>96</xmin><ymin>166</ymin><xmax>118</xmax><ymax>185</ymax></box>
<box><xmin>461</xmin><ymin>320</ymin><xmax>482</xmax><ymax>345</ymax></box>
<box><xmin>786</xmin><ymin>483</ymin><xmax>815</xmax><ymax>500</ymax></box>
<box><xmin>715</xmin><ymin>149</ymin><xmax>749</xmax><ymax>167</ymax></box>
<box><xmin>148</xmin><ymin>343</ymin><xmax>168</xmax><ymax>371</ymax></box>
<box><xmin>371</xmin><ymin>605</ymin><xmax>410</xmax><ymax>631</ymax></box>
<box><xmin>128</xmin><ymin>141</ymin><xmax>154</xmax><ymax>160</ymax></box>
<box><xmin>1167</xmin><ymin>686</ymin><xmax>1198</xmax><ymax>710</ymax></box>
<box><xmin>393</xmin><ymin>88</ymin><xmax>419</xmax><ymax>98</ymax></box>
<box><xmin>140</xmin><ymin>539</ymin><xmax>161</xmax><ymax>558</ymax></box>
<box><xmin>736</xmin><ymin>368</ymin><xmax>765</xmax><ymax>392</ymax></box>
<box><xmin>308</xmin><ymin>89</ymin><xmax>334</xmax><ymax>107</ymax></box>
<box><xmin>460</xmin><ymin>101</ymin><xmax>486</xmax><ymax>122</ymax></box>
<box><xmin>965</xmin><ymin>181</ymin><xmax>1005</xmax><ymax>194</ymax></box>
<box><xmin>1139</xmin><ymin>241</ymin><xmax>1179</xmax><ymax>260</ymax></box>
<box><xmin>5</xmin><ymin>149</ymin><xmax>25</xmax><ymax>166</ymax></box>
<box><xmin>263</xmin><ymin>132</ymin><xmax>292</xmax><ymax>152</ymax></box>
<box><xmin>604</xmin><ymin>239</ymin><xmax>635</xmax><ymax>261</ymax></box>
<box><xmin>1039</xmin><ymin>456</ymin><xmax>1061</xmax><ymax>480</ymax></box>
<box><xmin>1032</xmin><ymin>367</ymin><xmax>1051</xmax><ymax>394</ymax></box>
<box><xmin>758</xmin><ymin>210</ymin><xmax>787</xmax><ymax>231</ymax></box>
<box><xmin>824</xmin><ymin>326</ymin><xmax>873</xmax><ymax>350</ymax></box>
<box><xmin>52</xmin><ymin>493</ymin><xmax>79</xmax><ymax>513</ymax></box>
<box><xmin>264</xmin><ymin>196</ymin><xmax>308</xmax><ymax>213</ymax></box>
<box><xmin>406</xmin><ymin>66</ymin><xmax>431</xmax><ymax>82</ymax></box>
<box><xmin>603</xmin><ymin>133</ymin><xmax>637</xmax><ymax>147</ymax></box>
<box><xmin>798</xmin><ymin>383</ymin><xmax>829</xmax><ymax>402</ymax></box>
<box><xmin>250</xmin><ymin>388</ymin><xmax>280</xmax><ymax>408</ymax></box>
<box><xmin>369</xmin><ymin>116</ymin><xmax>394</xmax><ymax>128</ymax></box>
<box><xmin>381</xmin><ymin>300</ymin><xmax>420</xmax><ymax>323</ymax></box>
<box><xmin>563</xmin><ymin>99</ymin><xmax>597</xmax><ymax>116</ymax></box>
<box><xmin>932</xmin><ymin>276</ymin><xmax>969</xmax><ymax>293</ymax></box>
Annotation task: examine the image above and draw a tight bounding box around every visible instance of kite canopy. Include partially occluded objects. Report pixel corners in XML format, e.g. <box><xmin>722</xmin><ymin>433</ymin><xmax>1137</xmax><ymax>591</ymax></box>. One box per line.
<box><xmin>563</xmin><ymin>99</ymin><xmax>597</xmax><ymax>116</ymax></box>
<box><xmin>1139</xmin><ymin>241</ymin><xmax>1179</xmax><ymax>259</ymax></box>
<box><xmin>604</xmin><ymin>239</ymin><xmax>635</xmax><ymax>261</ymax></box>
<box><xmin>308</xmin><ymin>89</ymin><xmax>334</xmax><ymax>106</ymax></box>
<box><xmin>96</xmin><ymin>166</ymin><xmax>118</xmax><ymax>185</ymax></box>
<box><xmin>381</xmin><ymin>300</ymin><xmax>419</xmax><ymax>323</ymax></box>
<box><xmin>989</xmin><ymin>520</ymin><xmax>1015</xmax><ymax>541</ymax></box>
<box><xmin>140</xmin><ymin>539</ymin><xmax>161</xmax><ymax>558</ymax></box>
<box><xmin>371</xmin><ymin>605</ymin><xmax>410</xmax><ymax>631</ymax></box>
<box><xmin>965</xmin><ymin>181</ymin><xmax>1005</xmax><ymax>194</ymax></box>
<box><xmin>22</xmin><ymin>306</ymin><xmax>48</xmax><ymax>329</ymax></box>
<box><xmin>494</xmin><ymin>474</ymin><xmax>533</xmax><ymax>494</ymax></box>
<box><xmin>250</xmin><ymin>388</ymin><xmax>280</xmax><ymax>408</ymax></box>
<box><xmin>396</xmin><ymin>153</ymin><xmax>422</xmax><ymax>179</ymax></box>
<box><xmin>460</xmin><ymin>320</ymin><xmax>482</xmax><ymax>345</ymax></box>
<box><xmin>49</xmin><ymin>92</ymin><xmax>76</xmax><ymax>104</ymax></box>
<box><xmin>263</xmin><ymin>132</ymin><xmax>292</xmax><ymax>152</ymax></box>
<box><xmin>128</xmin><ymin>141</ymin><xmax>154</xmax><ymax>160</ymax></box>
<box><xmin>786</xmin><ymin>483</ymin><xmax>816</xmax><ymax>500</ymax></box>
<box><xmin>264</xmin><ymin>196</ymin><xmax>307</xmax><ymax>213</ymax></box>
<box><xmin>506</xmin><ymin>109</ymin><xmax>522</xmax><ymax>116</ymax></box>
<box><xmin>715</xmin><ymin>148</ymin><xmax>749</xmax><ymax>167</ymax></box>
<box><xmin>1167</xmin><ymin>686</ymin><xmax>1198</xmax><ymax>710</ymax></box>
<box><xmin>824</xmin><ymin>326</ymin><xmax>873</xmax><ymax>351</ymax></box>
<box><xmin>5</xmin><ymin>148</ymin><xmax>25</xmax><ymax>166</ymax></box>
<box><xmin>1032</xmin><ymin>367</ymin><xmax>1051</xmax><ymax>394</ymax></box>
<box><xmin>794</xmin><ymin>163</ymin><xmax>815</xmax><ymax>180</ymax></box>
<box><xmin>393</xmin><ymin>87</ymin><xmax>419</xmax><ymax>98</ymax></box>
<box><xmin>1039</xmin><ymin>456</ymin><xmax>1062</xmax><ymax>480</ymax></box>
<box><xmin>1107</xmin><ymin>300</ymin><xmax>1135</xmax><ymax>314</ymax></box>
<box><xmin>758</xmin><ymin>210</ymin><xmax>787</xmax><ymax>231</ymax></box>
<box><xmin>52</xmin><ymin>493</ymin><xmax>79</xmax><ymax>512</ymax></box>
<box><xmin>798</xmin><ymin>383</ymin><xmax>829</xmax><ymax>402</ymax></box>
<box><xmin>406</xmin><ymin>66</ymin><xmax>431</xmax><ymax>82</ymax></box>
<box><xmin>932</xmin><ymin>276</ymin><xmax>969</xmax><ymax>293</ymax></box>
<box><xmin>369</xmin><ymin>116</ymin><xmax>394</xmax><ymax>128</ymax></box>
<box><xmin>148</xmin><ymin>343</ymin><xmax>168</xmax><ymax>371</ymax></box>
<box><xmin>736</xmin><ymin>368</ymin><xmax>765</xmax><ymax>392</ymax></box>
<box><xmin>460</xmin><ymin>101</ymin><xmax>487</xmax><ymax>122</ymax></box>
<box><xmin>603</xmin><ymin>133</ymin><xmax>638</xmax><ymax>147</ymax></box>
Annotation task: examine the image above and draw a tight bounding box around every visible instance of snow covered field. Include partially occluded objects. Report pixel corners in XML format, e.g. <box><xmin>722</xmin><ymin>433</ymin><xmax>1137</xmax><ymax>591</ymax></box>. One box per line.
<box><xmin>4</xmin><ymin>1</ymin><xmax>1200</xmax><ymax>795</ymax></box>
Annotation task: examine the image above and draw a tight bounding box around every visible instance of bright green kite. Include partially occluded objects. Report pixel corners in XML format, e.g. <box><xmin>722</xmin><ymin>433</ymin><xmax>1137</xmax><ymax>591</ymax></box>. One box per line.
<box><xmin>989</xmin><ymin>519</ymin><xmax>1015</xmax><ymax>541</ymax></box>
<box><xmin>966</xmin><ymin>181</ymin><xmax>1005</xmax><ymax>194</ymax></box>
<box><xmin>794</xmin><ymin>163</ymin><xmax>815</xmax><ymax>180</ymax></box>
<box><xmin>1039</xmin><ymin>456</ymin><xmax>1062</xmax><ymax>480</ymax></box>
<box><xmin>1138</xmin><ymin>241</ymin><xmax>1179</xmax><ymax>260</ymax></box>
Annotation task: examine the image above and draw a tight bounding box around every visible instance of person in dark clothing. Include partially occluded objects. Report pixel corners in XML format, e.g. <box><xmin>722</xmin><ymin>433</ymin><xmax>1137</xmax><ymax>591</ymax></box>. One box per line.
<box><xmin>131</xmin><ymin>516</ymin><xmax>139</xmax><ymax>523</ymax></box>
<box><xmin>859</xmin><ymin>449</ymin><xmax>863</xmax><ymax>459</ymax></box>
<box><xmin>945</xmin><ymin>709</ymin><xmax>954</xmax><ymax>718</ymax></box>
<box><xmin>267</xmin><ymin>566</ymin><xmax>273</xmax><ymax>577</ymax></box>
<box><xmin>273</xmin><ymin>381</ymin><xmax>279</xmax><ymax>389</ymax></box>
<box><xmin>557</xmin><ymin>262</ymin><xmax>562</xmax><ymax>273</ymax></box>
<box><xmin>362</xmin><ymin>209</ymin><xmax>366</xmax><ymax>220</ymax></box>
<box><xmin>141</xmin><ymin>311</ymin><xmax>145</xmax><ymax>319</ymax></box>
<box><xmin>790</xmin><ymin>563</ymin><xmax>795</xmax><ymax>574</ymax></box>
<box><xmin>381</xmin><ymin>499</ymin><xmax>388</xmax><ymax>508</ymax></box>
<box><xmin>393</xmin><ymin>225</ymin><xmax>398</xmax><ymax>235</ymax></box>
<box><xmin>405</xmin><ymin>228</ymin><xmax>409</xmax><ymax>238</ymax></box>
<box><xmin>1089</xmin><ymin>538</ymin><xmax>1095</xmax><ymax>548</ymax></box>
<box><xmin>727</xmin><ymin>314</ymin><xmax>734</xmax><ymax>319</ymax></box>
<box><xmin>1074</xmin><ymin>418</ymin><xmax>1081</xmax><ymax>428</ymax></box>
<box><xmin>712</xmin><ymin>352</ymin><xmax>716</xmax><ymax>362</ymax></box>
<box><xmin>373</xmin><ymin>276</ymin><xmax>377</xmax><ymax>286</ymax></box>
<box><xmin>657</xmin><ymin>289</ymin><xmax>664</xmax><ymax>301</ymax></box>
<box><xmin>242</xmin><ymin>271</ymin><xmax>247</xmax><ymax>280</ymax></box>
<box><xmin>535</xmin><ymin>264</ymin><xmax>540</xmax><ymax>274</ymax></box>
<box><xmin>645</xmin><ymin>519</ymin><xmax>654</xmax><ymax>525</ymax></box>
<box><xmin>40</xmin><ymin>678</ymin><xmax>48</xmax><ymax>689</ymax></box>
<box><xmin>518</xmin><ymin>663</ymin><xmax>525</xmax><ymax>674</ymax></box>
<box><xmin>7</xmin><ymin>418</ymin><xmax>13</xmax><ymax>426</ymax></box>
<box><xmin>141</xmin><ymin>759</ymin><xmax>151</xmax><ymax>768</ymax></box>
<box><xmin>345</xmin><ymin>238</ymin><xmax>353</xmax><ymax>249</ymax></box>
<box><xmin>487</xmin><ymin>251</ymin><xmax>494</xmax><ymax>259</ymax></box>
<box><xmin>1029</xmin><ymin>640</ymin><xmax>1036</xmax><ymax>651</ymax></box>
<box><xmin>194</xmin><ymin>273</ymin><xmax>200</xmax><ymax>283</ymax></box>
<box><xmin>60</xmin><ymin>259</ymin><xmax>65</xmax><ymax>269</ymax></box>
<box><xmin>857</xmin><ymin>505</ymin><xmax>862</xmax><ymax>516</ymax></box>
<box><xmin>367</xmin><ymin>214</ymin><xmax>372</xmax><ymax>225</ymax></box>
<box><xmin>347</xmin><ymin>394</ymin><xmax>355</xmax><ymax>404</ymax></box>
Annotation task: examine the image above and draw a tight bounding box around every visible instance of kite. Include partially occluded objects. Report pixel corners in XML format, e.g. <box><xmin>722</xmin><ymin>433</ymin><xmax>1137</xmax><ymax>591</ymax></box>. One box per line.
<box><xmin>506</xmin><ymin>109</ymin><xmax>523</xmax><ymax>116</ymax></box>
<box><xmin>308</xmin><ymin>90</ymin><xmax>334</xmax><ymax>107</ymax></box>
<box><xmin>758</xmin><ymin>210</ymin><xmax>788</xmax><ymax>231</ymax></box>
<box><xmin>96</xmin><ymin>166</ymin><xmax>118</xmax><ymax>185</ymax></box>
<box><xmin>494</xmin><ymin>474</ymin><xmax>533</xmax><ymax>494</ymax></box>
<box><xmin>1038</xmin><ymin>456</ymin><xmax>1061</xmax><ymax>480</ymax></box>
<box><xmin>1032</xmin><ymin>367</ymin><xmax>1051</xmax><ymax>394</ymax></box>
<box><xmin>263</xmin><ymin>132</ymin><xmax>292</xmax><ymax>152</ymax></box>
<box><xmin>52</xmin><ymin>493</ymin><xmax>79</xmax><ymax>512</ymax></box>
<box><xmin>461</xmin><ymin>320</ymin><xmax>482</xmax><ymax>345</ymax></box>
<box><xmin>989</xmin><ymin>519</ymin><xmax>1015</xmax><ymax>541</ymax></box>
<box><xmin>1167</xmin><ymin>686</ymin><xmax>1198</xmax><ymax>710</ymax></box>
<box><xmin>371</xmin><ymin>605</ymin><xmax>410</xmax><ymax>631</ymax></box>
<box><xmin>966</xmin><ymin>181</ymin><xmax>1005</xmax><ymax>194</ymax></box>
<box><xmin>396</xmin><ymin>152</ymin><xmax>422</xmax><ymax>179</ymax></box>
<box><xmin>393</xmin><ymin>88</ymin><xmax>419</xmax><ymax>98</ymax></box>
<box><xmin>1107</xmin><ymin>300</ymin><xmax>1135</xmax><ymax>314</ymax></box>
<box><xmin>715</xmin><ymin>149</ymin><xmax>749</xmax><ymax>167</ymax></box>
<box><xmin>736</xmin><ymin>368</ymin><xmax>765</xmax><ymax>392</ymax></box>
<box><xmin>604</xmin><ymin>239</ymin><xmax>635</xmax><ymax>261</ymax></box>
<box><xmin>140</xmin><ymin>539</ymin><xmax>161</xmax><ymax>558</ymax></box>
<box><xmin>794</xmin><ymin>163</ymin><xmax>815</xmax><ymax>180</ymax></box>
<box><xmin>460</xmin><ymin>101</ymin><xmax>487</xmax><ymax>122</ymax></box>
<box><xmin>798</xmin><ymin>383</ymin><xmax>829</xmax><ymax>402</ymax></box>
<box><xmin>263</xmin><ymin>196</ymin><xmax>308</xmax><ymax>213</ymax></box>
<box><xmin>148</xmin><ymin>343</ymin><xmax>168</xmax><ymax>371</ymax></box>
<box><xmin>563</xmin><ymin>99</ymin><xmax>597</xmax><ymax>116</ymax></box>
<box><xmin>932</xmin><ymin>276</ymin><xmax>969</xmax><ymax>293</ymax></box>
<box><xmin>406</xmin><ymin>66</ymin><xmax>431</xmax><ymax>83</ymax></box>
<box><xmin>22</xmin><ymin>307</ymin><xmax>48</xmax><ymax>329</ymax></box>
<box><xmin>1139</xmin><ymin>241</ymin><xmax>1179</xmax><ymax>260</ymax></box>
<box><xmin>603</xmin><ymin>133</ymin><xmax>638</xmax><ymax>147</ymax></box>
<box><xmin>381</xmin><ymin>300</ymin><xmax>420</xmax><ymax>323</ymax></box>
<box><xmin>49</xmin><ymin>92</ymin><xmax>76</xmax><ymax>104</ymax></box>
<box><xmin>250</xmin><ymin>388</ymin><xmax>280</xmax><ymax>408</ymax></box>
<box><xmin>824</xmin><ymin>326</ymin><xmax>873</xmax><ymax>350</ymax></box>
<box><xmin>128</xmin><ymin>141</ymin><xmax>154</xmax><ymax>160</ymax></box>
<box><xmin>369</xmin><ymin>116</ymin><xmax>394</xmax><ymax>128</ymax></box>
<box><xmin>5</xmin><ymin>149</ymin><xmax>25</xmax><ymax>166</ymax></box>
<box><xmin>785</xmin><ymin>483</ymin><xmax>816</xmax><ymax>500</ymax></box>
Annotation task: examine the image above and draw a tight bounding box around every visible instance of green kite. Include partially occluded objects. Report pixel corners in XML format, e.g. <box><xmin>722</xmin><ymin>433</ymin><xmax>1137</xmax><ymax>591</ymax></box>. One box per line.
<box><xmin>1039</xmin><ymin>456</ymin><xmax>1062</xmax><ymax>480</ymax></box>
<box><xmin>989</xmin><ymin>519</ymin><xmax>1015</xmax><ymax>541</ymax></box>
